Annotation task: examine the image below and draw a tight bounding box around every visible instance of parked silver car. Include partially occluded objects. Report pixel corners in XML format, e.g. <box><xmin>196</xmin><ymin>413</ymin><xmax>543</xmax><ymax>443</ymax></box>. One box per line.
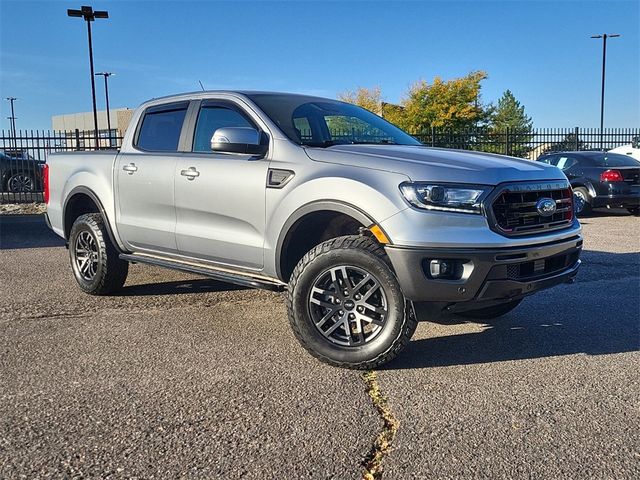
<box><xmin>45</xmin><ymin>91</ymin><xmax>582</xmax><ymax>368</ymax></box>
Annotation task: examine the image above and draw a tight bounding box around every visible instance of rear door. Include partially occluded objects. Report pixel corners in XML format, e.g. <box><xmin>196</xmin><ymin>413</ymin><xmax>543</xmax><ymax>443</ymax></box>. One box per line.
<box><xmin>115</xmin><ymin>101</ymin><xmax>189</xmax><ymax>253</ymax></box>
<box><xmin>174</xmin><ymin>99</ymin><xmax>269</xmax><ymax>269</ymax></box>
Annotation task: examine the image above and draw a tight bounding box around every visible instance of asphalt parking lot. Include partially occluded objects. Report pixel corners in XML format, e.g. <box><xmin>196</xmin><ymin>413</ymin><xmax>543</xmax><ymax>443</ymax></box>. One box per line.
<box><xmin>1</xmin><ymin>212</ymin><xmax>638</xmax><ymax>479</ymax></box>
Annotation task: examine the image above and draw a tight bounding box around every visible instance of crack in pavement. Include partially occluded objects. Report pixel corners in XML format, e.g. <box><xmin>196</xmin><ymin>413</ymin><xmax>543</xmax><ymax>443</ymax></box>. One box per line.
<box><xmin>360</xmin><ymin>371</ymin><xmax>399</xmax><ymax>480</ymax></box>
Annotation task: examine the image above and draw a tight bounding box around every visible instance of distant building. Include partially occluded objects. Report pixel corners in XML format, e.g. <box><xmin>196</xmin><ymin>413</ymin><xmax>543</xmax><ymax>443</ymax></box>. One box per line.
<box><xmin>51</xmin><ymin>108</ymin><xmax>133</xmax><ymax>148</ymax></box>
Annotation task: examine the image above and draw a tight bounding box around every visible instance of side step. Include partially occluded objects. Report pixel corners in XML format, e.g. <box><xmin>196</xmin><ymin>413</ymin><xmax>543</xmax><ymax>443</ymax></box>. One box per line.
<box><xmin>119</xmin><ymin>253</ymin><xmax>286</xmax><ymax>292</ymax></box>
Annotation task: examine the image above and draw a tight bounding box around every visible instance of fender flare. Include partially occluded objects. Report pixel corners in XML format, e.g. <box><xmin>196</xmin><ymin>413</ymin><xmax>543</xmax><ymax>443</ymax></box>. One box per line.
<box><xmin>274</xmin><ymin>200</ymin><xmax>379</xmax><ymax>280</ymax></box>
<box><xmin>571</xmin><ymin>180</ymin><xmax>597</xmax><ymax>199</ymax></box>
<box><xmin>63</xmin><ymin>186</ymin><xmax>123</xmax><ymax>253</ymax></box>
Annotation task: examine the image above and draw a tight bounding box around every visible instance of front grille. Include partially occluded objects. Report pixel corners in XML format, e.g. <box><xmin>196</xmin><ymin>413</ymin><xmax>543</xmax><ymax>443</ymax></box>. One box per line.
<box><xmin>490</xmin><ymin>182</ymin><xmax>574</xmax><ymax>236</ymax></box>
<box><xmin>506</xmin><ymin>251</ymin><xmax>580</xmax><ymax>280</ymax></box>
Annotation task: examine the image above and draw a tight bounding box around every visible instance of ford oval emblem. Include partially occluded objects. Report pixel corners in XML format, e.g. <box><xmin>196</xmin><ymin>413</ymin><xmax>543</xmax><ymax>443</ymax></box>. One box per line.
<box><xmin>536</xmin><ymin>197</ymin><xmax>557</xmax><ymax>217</ymax></box>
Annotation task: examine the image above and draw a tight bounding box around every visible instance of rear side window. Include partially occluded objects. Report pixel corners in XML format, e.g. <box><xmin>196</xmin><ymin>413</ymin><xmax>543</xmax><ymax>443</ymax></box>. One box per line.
<box><xmin>193</xmin><ymin>105</ymin><xmax>254</xmax><ymax>152</ymax></box>
<box><xmin>136</xmin><ymin>103</ymin><xmax>188</xmax><ymax>151</ymax></box>
<box><xmin>590</xmin><ymin>153</ymin><xmax>640</xmax><ymax>167</ymax></box>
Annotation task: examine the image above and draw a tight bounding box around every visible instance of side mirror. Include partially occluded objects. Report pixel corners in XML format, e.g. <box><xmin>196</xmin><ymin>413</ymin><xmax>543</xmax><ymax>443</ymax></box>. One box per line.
<box><xmin>211</xmin><ymin>127</ymin><xmax>268</xmax><ymax>156</ymax></box>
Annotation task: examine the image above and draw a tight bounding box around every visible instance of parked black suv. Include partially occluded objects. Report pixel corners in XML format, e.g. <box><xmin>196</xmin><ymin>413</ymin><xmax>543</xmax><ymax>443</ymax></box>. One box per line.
<box><xmin>537</xmin><ymin>151</ymin><xmax>640</xmax><ymax>215</ymax></box>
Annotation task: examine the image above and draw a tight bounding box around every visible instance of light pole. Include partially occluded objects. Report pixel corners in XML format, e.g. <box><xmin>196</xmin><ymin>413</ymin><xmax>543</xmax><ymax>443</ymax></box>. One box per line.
<box><xmin>95</xmin><ymin>72</ymin><xmax>115</xmax><ymax>145</ymax></box>
<box><xmin>591</xmin><ymin>33</ymin><xmax>620</xmax><ymax>150</ymax></box>
<box><xmin>68</xmin><ymin>6</ymin><xmax>109</xmax><ymax>150</ymax></box>
<box><xmin>5</xmin><ymin>97</ymin><xmax>17</xmax><ymax>148</ymax></box>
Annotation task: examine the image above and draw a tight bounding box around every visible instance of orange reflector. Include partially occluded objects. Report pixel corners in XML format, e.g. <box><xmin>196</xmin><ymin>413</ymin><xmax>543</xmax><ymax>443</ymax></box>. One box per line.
<box><xmin>369</xmin><ymin>224</ymin><xmax>390</xmax><ymax>244</ymax></box>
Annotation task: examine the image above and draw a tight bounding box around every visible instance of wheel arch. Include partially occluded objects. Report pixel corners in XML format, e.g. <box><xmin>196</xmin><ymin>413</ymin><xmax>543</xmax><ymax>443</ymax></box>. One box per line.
<box><xmin>275</xmin><ymin>200</ymin><xmax>385</xmax><ymax>282</ymax></box>
<box><xmin>63</xmin><ymin>186</ymin><xmax>122</xmax><ymax>252</ymax></box>
<box><xmin>571</xmin><ymin>180</ymin><xmax>596</xmax><ymax>199</ymax></box>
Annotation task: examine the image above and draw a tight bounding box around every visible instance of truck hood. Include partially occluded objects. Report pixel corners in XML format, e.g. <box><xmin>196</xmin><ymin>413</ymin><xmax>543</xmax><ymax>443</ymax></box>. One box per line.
<box><xmin>305</xmin><ymin>145</ymin><xmax>564</xmax><ymax>185</ymax></box>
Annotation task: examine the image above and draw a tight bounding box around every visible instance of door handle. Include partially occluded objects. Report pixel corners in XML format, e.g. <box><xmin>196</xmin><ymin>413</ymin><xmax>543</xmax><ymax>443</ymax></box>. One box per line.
<box><xmin>181</xmin><ymin>167</ymin><xmax>200</xmax><ymax>180</ymax></box>
<box><xmin>122</xmin><ymin>163</ymin><xmax>138</xmax><ymax>174</ymax></box>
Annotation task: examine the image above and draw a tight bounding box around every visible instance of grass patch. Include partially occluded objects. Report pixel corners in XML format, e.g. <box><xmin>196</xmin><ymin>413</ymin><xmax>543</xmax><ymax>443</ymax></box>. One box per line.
<box><xmin>361</xmin><ymin>370</ymin><xmax>399</xmax><ymax>480</ymax></box>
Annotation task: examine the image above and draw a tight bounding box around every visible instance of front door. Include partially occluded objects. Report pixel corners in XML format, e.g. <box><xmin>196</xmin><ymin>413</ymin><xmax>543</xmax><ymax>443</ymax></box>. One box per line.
<box><xmin>174</xmin><ymin>100</ymin><xmax>269</xmax><ymax>269</ymax></box>
<box><xmin>116</xmin><ymin>101</ymin><xmax>189</xmax><ymax>253</ymax></box>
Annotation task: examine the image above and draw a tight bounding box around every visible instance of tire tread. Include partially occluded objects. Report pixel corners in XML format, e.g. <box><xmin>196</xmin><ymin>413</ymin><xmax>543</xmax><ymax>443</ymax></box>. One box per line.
<box><xmin>287</xmin><ymin>235</ymin><xmax>417</xmax><ymax>369</ymax></box>
<box><xmin>69</xmin><ymin>213</ymin><xmax>128</xmax><ymax>295</ymax></box>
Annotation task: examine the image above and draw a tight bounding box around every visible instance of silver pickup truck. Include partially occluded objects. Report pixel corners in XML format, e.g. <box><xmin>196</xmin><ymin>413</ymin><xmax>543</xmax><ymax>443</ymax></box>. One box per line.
<box><xmin>45</xmin><ymin>91</ymin><xmax>582</xmax><ymax>368</ymax></box>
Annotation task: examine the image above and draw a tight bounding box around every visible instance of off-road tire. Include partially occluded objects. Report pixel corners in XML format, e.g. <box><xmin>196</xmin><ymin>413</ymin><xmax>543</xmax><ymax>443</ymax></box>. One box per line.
<box><xmin>69</xmin><ymin>213</ymin><xmax>128</xmax><ymax>295</ymax></box>
<box><xmin>458</xmin><ymin>298</ymin><xmax>523</xmax><ymax>320</ymax></box>
<box><xmin>287</xmin><ymin>235</ymin><xmax>417</xmax><ymax>369</ymax></box>
<box><xmin>573</xmin><ymin>187</ymin><xmax>592</xmax><ymax>216</ymax></box>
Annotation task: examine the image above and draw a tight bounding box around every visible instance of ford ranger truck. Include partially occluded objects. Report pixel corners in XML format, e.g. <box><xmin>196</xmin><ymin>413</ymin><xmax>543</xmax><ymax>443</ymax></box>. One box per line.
<box><xmin>45</xmin><ymin>91</ymin><xmax>582</xmax><ymax>369</ymax></box>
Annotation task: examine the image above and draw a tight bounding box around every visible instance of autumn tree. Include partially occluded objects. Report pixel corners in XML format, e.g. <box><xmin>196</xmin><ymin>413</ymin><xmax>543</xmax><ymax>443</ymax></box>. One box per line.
<box><xmin>397</xmin><ymin>71</ymin><xmax>488</xmax><ymax>132</ymax></box>
<box><xmin>338</xmin><ymin>86</ymin><xmax>383</xmax><ymax>115</ymax></box>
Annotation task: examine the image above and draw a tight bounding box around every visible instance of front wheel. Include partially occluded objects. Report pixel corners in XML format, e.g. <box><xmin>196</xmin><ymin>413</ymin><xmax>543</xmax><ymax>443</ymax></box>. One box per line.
<box><xmin>69</xmin><ymin>213</ymin><xmax>129</xmax><ymax>295</ymax></box>
<box><xmin>287</xmin><ymin>235</ymin><xmax>417</xmax><ymax>369</ymax></box>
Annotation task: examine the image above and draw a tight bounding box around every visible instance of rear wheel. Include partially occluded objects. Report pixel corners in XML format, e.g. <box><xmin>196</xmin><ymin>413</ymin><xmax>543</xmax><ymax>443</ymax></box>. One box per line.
<box><xmin>573</xmin><ymin>187</ymin><xmax>592</xmax><ymax>216</ymax></box>
<box><xmin>458</xmin><ymin>298</ymin><xmax>523</xmax><ymax>320</ymax></box>
<box><xmin>287</xmin><ymin>235</ymin><xmax>417</xmax><ymax>369</ymax></box>
<box><xmin>69</xmin><ymin>213</ymin><xmax>128</xmax><ymax>295</ymax></box>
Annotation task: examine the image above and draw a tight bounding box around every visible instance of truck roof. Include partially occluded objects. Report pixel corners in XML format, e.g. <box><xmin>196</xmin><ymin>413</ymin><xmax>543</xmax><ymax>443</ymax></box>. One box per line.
<box><xmin>145</xmin><ymin>90</ymin><xmax>334</xmax><ymax>104</ymax></box>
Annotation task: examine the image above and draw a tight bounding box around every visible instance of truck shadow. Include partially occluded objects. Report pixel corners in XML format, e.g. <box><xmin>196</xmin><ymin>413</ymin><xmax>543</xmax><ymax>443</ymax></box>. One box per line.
<box><xmin>0</xmin><ymin>214</ymin><xmax>65</xmax><ymax>249</ymax></box>
<box><xmin>384</xmin><ymin>250</ymin><xmax>640</xmax><ymax>370</ymax></box>
<box><xmin>118</xmin><ymin>278</ymin><xmax>247</xmax><ymax>296</ymax></box>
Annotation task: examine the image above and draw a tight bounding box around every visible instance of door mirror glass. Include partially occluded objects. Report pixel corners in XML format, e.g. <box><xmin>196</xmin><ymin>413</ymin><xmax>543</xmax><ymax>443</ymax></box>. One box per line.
<box><xmin>210</xmin><ymin>127</ymin><xmax>267</xmax><ymax>155</ymax></box>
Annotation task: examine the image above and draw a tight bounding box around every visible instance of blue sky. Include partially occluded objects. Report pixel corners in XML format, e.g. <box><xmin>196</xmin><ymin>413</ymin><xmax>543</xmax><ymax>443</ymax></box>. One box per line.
<box><xmin>1</xmin><ymin>0</ymin><xmax>638</xmax><ymax>130</ymax></box>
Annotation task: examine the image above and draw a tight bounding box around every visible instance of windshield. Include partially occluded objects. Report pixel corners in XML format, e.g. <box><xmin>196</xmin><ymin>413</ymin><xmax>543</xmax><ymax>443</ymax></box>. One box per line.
<box><xmin>246</xmin><ymin>93</ymin><xmax>421</xmax><ymax>147</ymax></box>
<box><xmin>589</xmin><ymin>152</ymin><xmax>640</xmax><ymax>167</ymax></box>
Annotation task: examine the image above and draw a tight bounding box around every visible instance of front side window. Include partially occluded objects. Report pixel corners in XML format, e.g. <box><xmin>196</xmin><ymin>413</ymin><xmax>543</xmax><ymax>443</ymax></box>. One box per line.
<box><xmin>193</xmin><ymin>105</ymin><xmax>254</xmax><ymax>152</ymax></box>
<box><xmin>136</xmin><ymin>104</ymin><xmax>188</xmax><ymax>151</ymax></box>
<box><xmin>556</xmin><ymin>156</ymin><xmax>577</xmax><ymax>170</ymax></box>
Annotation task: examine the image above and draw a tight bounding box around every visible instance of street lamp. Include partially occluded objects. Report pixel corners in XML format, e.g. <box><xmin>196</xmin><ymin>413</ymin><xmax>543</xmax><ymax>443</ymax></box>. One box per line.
<box><xmin>5</xmin><ymin>97</ymin><xmax>17</xmax><ymax>148</ymax></box>
<box><xmin>591</xmin><ymin>33</ymin><xmax>621</xmax><ymax>150</ymax></box>
<box><xmin>95</xmin><ymin>72</ymin><xmax>115</xmax><ymax>145</ymax></box>
<box><xmin>67</xmin><ymin>5</ymin><xmax>109</xmax><ymax>149</ymax></box>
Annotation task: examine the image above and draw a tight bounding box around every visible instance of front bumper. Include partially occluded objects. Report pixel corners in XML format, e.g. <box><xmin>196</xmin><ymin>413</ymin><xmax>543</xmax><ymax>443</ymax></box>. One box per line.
<box><xmin>385</xmin><ymin>234</ymin><xmax>582</xmax><ymax>304</ymax></box>
<box><xmin>592</xmin><ymin>193</ymin><xmax>640</xmax><ymax>209</ymax></box>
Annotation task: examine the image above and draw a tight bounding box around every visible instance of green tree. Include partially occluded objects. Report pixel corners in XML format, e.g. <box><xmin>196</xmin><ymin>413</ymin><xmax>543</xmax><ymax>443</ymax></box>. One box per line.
<box><xmin>488</xmin><ymin>90</ymin><xmax>533</xmax><ymax>157</ymax></box>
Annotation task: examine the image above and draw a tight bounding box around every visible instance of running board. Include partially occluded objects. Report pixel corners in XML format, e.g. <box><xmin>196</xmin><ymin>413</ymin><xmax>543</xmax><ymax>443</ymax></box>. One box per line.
<box><xmin>119</xmin><ymin>253</ymin><xmax>286</xmax><ymax>292</ymax></box>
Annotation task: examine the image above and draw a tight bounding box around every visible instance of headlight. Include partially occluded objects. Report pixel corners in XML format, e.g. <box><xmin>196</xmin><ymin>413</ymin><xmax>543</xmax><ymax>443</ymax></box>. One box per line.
<box><xmin>399</xmin><ymin>182</ymin><xmax>490</xmax><ymax>214</ymax></box>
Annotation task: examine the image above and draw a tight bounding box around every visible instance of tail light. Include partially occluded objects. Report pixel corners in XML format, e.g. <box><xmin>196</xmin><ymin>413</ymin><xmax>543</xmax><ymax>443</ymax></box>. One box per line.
<box><xmin>600</xmin><ymin>169</ymin><xmax>624</xmax><ymax>182</ymax></box>
<box><xmin>43</xmin><ymin>163</ymin><xmax>50</xmax><ymax>204</ymax></box>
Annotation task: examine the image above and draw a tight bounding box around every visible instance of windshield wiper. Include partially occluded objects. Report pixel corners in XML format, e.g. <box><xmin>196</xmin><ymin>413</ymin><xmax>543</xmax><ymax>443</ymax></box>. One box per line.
<box><xmin>303</xmin><ymin>140</ymin><xmax>347</xmax><ymax>148</ymax></box>
<box><xmin>303</xmin><ymin>139</ymin><xmax>399</xmax><ymax>148</ymax></box>
<box><xmin>348</xmin><ymin>140</ymin><xmax>397</xmax><ymax>145</ymax></box>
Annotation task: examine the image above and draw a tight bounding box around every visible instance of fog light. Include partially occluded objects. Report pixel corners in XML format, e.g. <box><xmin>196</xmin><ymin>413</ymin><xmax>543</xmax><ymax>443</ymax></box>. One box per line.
<box><xmin>429</xmin><ymin>259</ymin><xmax>453</xmax><ymax>278</ymax></box>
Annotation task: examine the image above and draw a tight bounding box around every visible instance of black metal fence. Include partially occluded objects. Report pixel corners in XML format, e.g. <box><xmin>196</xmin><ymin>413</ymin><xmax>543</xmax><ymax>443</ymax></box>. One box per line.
<box><xmin>410</xmin><ymin>127</ymin><xmax>639</xmax><ymax>159</ymax></box>
<box><xmin>1</xmin><ymin>130</ymin><xmax>123</xmax><ymax>204</ymax></box>
<box><xmin>1</xmin><ymin>127</ymin><xmax>638</xmax><ymax>204</ymax></box>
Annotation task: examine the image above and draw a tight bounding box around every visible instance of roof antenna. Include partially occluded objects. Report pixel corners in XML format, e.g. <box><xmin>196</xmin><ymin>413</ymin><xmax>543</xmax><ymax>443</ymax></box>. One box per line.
<box><xmin>198</xmin><ymin>80</ymin><xmax>205</xmax><ymax>91</ymax></box>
